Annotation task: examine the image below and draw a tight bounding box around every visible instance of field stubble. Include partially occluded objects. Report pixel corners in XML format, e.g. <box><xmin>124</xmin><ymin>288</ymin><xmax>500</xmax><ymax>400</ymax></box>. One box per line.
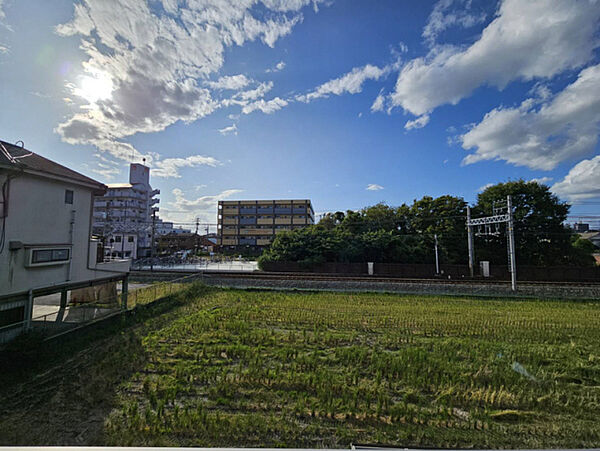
<box><xmin>1</xmin><ymin>284</ymin><xmax>600</xmax><ymax>447</ymax></box>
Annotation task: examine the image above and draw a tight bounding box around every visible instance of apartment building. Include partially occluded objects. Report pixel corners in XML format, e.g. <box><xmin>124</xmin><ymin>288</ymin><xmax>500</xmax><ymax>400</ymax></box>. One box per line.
<box><xmin>217</xmin><ymin>199</ymin><xmax>314</xmax><ymax>248</ymax></box>
<box><xmin>92</xmin><ymin>163</ymin><xmax>160</xmax><ymax>259</ymax></box>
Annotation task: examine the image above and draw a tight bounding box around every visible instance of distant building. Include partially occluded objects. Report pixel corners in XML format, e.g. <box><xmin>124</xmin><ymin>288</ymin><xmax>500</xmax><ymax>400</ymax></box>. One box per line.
<box><xmin>156</xmin><ymin>219</ymin><xmax>174</xmax><ymax>236</ymax></box>
<box><xmin>92</xmin><ymin>163</ymin><xmax>160</xmax><ymax>259</ymax></box>
<box><xmin>0</xmin><ymin>140</ymin><xmax>130</xmax><ymax>342</ymax></box>
<box><xmin>580</xmin><ymin>231</ymin><xmax>600</xmax><ymax>249</ymax></box>
<box><xmin>217</xmin><ymin>199</ymin><xmax>314</xmax><ymax>249</ymax></box>
<box><xmin>157</xmin><ymin>232</ymin><xmax>216</xmax><ymax>254</ymax></box>
<box><xmin>574</xmin><ymin>223</ymin><xmax>590</xmax><ymax>233</ymax></box>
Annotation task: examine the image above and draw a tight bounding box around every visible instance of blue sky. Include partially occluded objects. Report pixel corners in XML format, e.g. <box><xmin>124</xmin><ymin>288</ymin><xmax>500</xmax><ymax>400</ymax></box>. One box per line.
<box><xmin>1</xmin><ymin>0</ymin><xmax>600</xmax><ymax>229</ymax></box>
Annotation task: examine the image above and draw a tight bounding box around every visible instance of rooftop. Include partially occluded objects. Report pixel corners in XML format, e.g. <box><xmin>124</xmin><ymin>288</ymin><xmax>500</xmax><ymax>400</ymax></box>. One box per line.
<box><xmin>0</xmin><ymin>139</ymin><xmax>105</xmax><ymax>192</ymax></box>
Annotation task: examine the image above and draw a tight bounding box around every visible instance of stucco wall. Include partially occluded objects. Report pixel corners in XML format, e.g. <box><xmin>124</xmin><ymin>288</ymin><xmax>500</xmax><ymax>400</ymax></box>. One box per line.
<box><xmin>0</xmin><ymin>172</ymin><xmax>123</xmax><ymax>296</ymax></box>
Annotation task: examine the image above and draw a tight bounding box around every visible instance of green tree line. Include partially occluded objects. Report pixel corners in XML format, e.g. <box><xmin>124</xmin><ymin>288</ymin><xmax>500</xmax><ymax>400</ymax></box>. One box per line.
<box><xmin>259</xmin><ymin>181</ymin><xmax>596</xmax><ymax>267</ymax></box>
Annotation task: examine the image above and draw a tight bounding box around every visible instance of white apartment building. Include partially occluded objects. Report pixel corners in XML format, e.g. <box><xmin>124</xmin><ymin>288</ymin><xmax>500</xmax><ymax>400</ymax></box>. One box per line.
<box><xmin>93</xmin><ymin>163</ymin><xmax>160</xmax><ymax>259</ymax></box>
<box><xmin>0</xmin><ymin>140</ymin><xmax>130</xmax><ymax>342</ymax></box>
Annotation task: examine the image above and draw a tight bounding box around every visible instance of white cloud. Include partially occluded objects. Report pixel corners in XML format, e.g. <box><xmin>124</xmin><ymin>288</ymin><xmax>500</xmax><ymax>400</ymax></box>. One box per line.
<box><xmin>404</xmin><ymin>114</ymin><xmax>430</xmax><ymax>130</ymax></box>
<box><xmin>207</xmin><ymin>74</ymin><xmax>252</xmax><ymax>90</ymax></box>
<box><xmin>552</xmin><ymin>156</ymin><xmax>600</xmax><ymax>201</ymax></box>
<box><xmin>529</xmin><ymin>176</ymin><xmax>553</xmax><ymax>185</ymax></box>
<box><xmin>218</xmin><ymin>123</ymin><xmax>238</xmax><ymax>135</ymax></box>
<box><xmin>92</xmin><ymin>166</ymin><xmax>122</xmax><ymax>180</ymax></box>
<box><xmin>152</xmin><ymin>155</ymin><xmax>221</xmax><ymax>178</ymax></box>
<box><xmin>168</xmin><ymin>187</ymin><xmax>243</xmax><ymax>223</ymax></box>
<box><xmin>297</xmin><ymin>63</ymin><xmax>393</xmax><ymax>103</ymax></box>
<box><xmin>233</xmin><ymin>81</ymin><xmax>274</xmax><ymax>101</ymax></box>
<box><xmin>462</xmin><ymin>63</ymin><xmax>600</xmax><ymax>170</ymax></box>
<box><xmin>422</xmin><ymin>0</ymin><xmax>486</xmax><ymax>47</ymax></box>
<box><xmin>391</xmin><ymin>0</ymin><xmax>600</xmax><ymax>117</ymax></box>
<box><xmin>366</xmin><ymin>183</ymin><xmax>384</xmax><ymax>191</ymax></box>
<box><xmin>478</xmin><ymin>183</ymin><xmax>494</xmax><ymax>192</ymax></box>
<box><xmin>242</xmin><ymin>96</ymin><xmax>288</xmax><ymax>114</ymax></box>
<box><xmin>370</xmin><ymin>92</ymin><xmax>385</xmax><ymax>112</ymax></box>
<box><xmin>55</xmin><ymin>0</ymin><xmax>319</xmax><ymax>162</ymax></box>
<box><xmin>266</xmin><ymin>60</ymin><xmax>286</xmax><ymax>72</ymax></box>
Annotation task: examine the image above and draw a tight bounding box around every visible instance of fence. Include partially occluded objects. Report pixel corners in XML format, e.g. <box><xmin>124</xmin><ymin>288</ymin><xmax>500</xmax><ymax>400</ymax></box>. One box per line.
<box><xmin>260</xmin><ymin>261</ymin><xmax>600</xmax><ymax>282</ymax></box>
<box><xmin>131</xmin><ymin>258</ymin><xmax>258</xmax><ymax>272</ymax></box>
<box><xmin>0</xmin><ymin>273</ymin><xmax>202</xmax><ymax>344</ymax></box>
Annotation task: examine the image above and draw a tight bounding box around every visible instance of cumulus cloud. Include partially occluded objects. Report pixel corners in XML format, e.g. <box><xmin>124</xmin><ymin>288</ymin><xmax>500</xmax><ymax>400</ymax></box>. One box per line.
<box><xmin>266</xmin><ymin>60</ymin><xmax>286</xmax><ymax>72</ymax></box>
<box><xmin>168</xmin><ymin>187</ymin><xmax>243</xmax><ymax>223</ymax></box>
<box><xmin>55</xmin><ymin>0</ymin><xmax>320</xmax><ymax>162</ymax></box>
<box><xmin>552</xmin><ymin>156</ymin><xmax>600</xmax><ymax>201</ymax></box>
<box><xmin>152</xmin><ymin>155</ymin><xmax>221</xmax><ymax>178</ymax></box>
<box><xmin>366</xmin><ymin>184</ymin><xmax>384</xmax><ymax>191</ymax></box>
<box><xmin>422</xmin><ymin>0</ymin><xmax>486</xmax><ymax>47</ymax></box>
<box><xmin>370</xmin><ymin>91</ymin><xmax>385</xmax><ymax>112</ymax></box>
<box><xmin>478</xmin><ymin>183</ymin><xmax>494</xmax><ymax>192</ymax></box>
<box><xmin>92</xmin><ymin>165</ymin><xmax>122</xmax><ymax>180</ymax></box>
<box><xmin>462</xmin><ymin>63</ymin><xmax>600</xmax><ymax>170</ymax></box>
<box><xmin>207</xmin><ymin>74</ymin><xmax>252</xmax><ymax>90</ymax></box>
<box><xmin>529</xmin><ymin>176</ymin><xmax>553</xmax><ymax>185</ymax></box>
<box><xmin>218</xmin><ymin>123</ymin><xmax>238</xmax><ymax>135</ymax></box>
<box><xmin>297</xmin><ymin>63</ymin><xmax>393</xmax><ymax>103</ymax></box>
<box><xmin>404</xmin><ymin>114</ymin><xmax>430</xmax><ymax>130</ymax></box>
<box><xmin>242</xmin><ymin>97</ymin><xmax>288</xmax><ymax>114</ymax></box>
<box><xmin>391</xmin><ymin>0</ymin><xmax>600</xmax><ymax>117</ymax></box>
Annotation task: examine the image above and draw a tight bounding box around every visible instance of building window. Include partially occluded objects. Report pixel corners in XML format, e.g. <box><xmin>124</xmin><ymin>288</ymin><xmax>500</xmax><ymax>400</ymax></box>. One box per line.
<box><xmin>31</xmin><ymin>248</ymin><xmax>70</xmax><ymax>264</ymax></box>
<box><xmin>115</xmin><ymin>235</ymin><xmax>122</xmax><ymax>242</ymax></box>
<box><xmin>65</xmin><ymin>189</ymin><xmax>74</xmax><ymax>204</ymax></box>
<box><xmin>128</xmin><ymin>236</ymin><xmax>134</xmax><ymax>242</ymax></box>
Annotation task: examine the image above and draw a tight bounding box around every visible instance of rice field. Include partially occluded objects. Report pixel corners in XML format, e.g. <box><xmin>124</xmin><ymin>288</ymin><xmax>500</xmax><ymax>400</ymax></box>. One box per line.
<box><xmin>2</xmin><ymin>284</ymin><xmax>600</xmax><ymax>447</ymax></box>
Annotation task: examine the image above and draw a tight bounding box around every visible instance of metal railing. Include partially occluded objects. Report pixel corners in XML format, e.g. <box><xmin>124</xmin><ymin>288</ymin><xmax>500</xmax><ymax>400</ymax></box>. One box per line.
<box><xmin>0</xmin><ymin>274</ymin><xmax>202</xmax><ymax>342</ymax></box>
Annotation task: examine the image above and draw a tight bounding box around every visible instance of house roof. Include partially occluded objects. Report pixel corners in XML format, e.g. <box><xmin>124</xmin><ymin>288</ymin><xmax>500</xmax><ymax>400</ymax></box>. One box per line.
<box><xmin>0</xmin><ymin>140</ymin><xmax>106</xmax><ymax>192</ymax></box>
<box><xmin>580</xmin><ymin>231</ymin><xmax>600</xmax><ymax>240</ymax></box>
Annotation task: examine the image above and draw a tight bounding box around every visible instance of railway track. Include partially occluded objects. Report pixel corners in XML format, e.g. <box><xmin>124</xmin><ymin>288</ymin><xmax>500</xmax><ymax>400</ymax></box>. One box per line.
<box><xmin>131</xmin><ymin>269</ymin><xmax>600</xmax><ymax>287</ymax></box>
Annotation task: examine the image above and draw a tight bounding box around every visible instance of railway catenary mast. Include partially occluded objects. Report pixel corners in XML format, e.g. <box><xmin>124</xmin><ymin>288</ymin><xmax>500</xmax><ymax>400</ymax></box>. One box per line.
<box><xmin>466</xmin><ymin>195</ymin><xmax>517</xmax><ymax>291</ymax></box>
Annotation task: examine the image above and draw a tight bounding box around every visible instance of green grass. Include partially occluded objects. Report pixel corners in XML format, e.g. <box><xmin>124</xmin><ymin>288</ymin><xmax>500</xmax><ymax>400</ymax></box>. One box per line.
<box><xmin>1</xmin><ymin>284</ymin><xmax>600</xmax><ymax>447</ymax></box>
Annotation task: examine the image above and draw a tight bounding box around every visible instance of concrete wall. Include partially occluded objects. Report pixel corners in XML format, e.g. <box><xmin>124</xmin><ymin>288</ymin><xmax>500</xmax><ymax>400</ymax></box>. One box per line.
<box><xmin>0</xmin><ymin>172</ymin><xmax>125</xmax><ymax>297</ymax></box>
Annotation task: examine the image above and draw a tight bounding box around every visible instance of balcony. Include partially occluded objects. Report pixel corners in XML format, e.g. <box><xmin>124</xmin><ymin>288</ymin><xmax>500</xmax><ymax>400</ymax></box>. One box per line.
<box><xmin>149</xmin><ymin>198</ymin><xmax>159</xmax><ymax>206</ymax></box>
<box><xmin>151</xmin><ymin>189</ymin><xmax>160</xmax><ymax>196</ymax></box>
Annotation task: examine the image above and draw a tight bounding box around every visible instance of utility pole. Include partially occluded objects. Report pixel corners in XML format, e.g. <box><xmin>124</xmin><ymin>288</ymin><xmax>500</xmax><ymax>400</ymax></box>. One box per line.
<box><xmin>434</xmin><ymin>233</ymin><xmax>440</xmax><ymax>275</ymax></box>
<box><xmin>194</xmin><ymin>217</ymin><xmax>200</xmax><ymax>256</ymax></box>
<box><xmin>150</xmin><ymin>209</ymin><xmax>156</xmax><ymax>272</ymax></box>
<box><xmin>507</xmin><ymin>195</ymin><xmax>517</xmax><ymax>291</ymax></box>
<box><xmin>466</xmin><ymin>206</ymin><xmax>474</xmax><ymax>277</ymax></box>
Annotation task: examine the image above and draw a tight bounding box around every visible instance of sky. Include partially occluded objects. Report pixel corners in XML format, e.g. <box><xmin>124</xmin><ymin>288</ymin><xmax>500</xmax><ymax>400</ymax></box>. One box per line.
<box><xmin>1</xmin><ymin>0</ymin><xmax>600</xmax><ymax>230</ymax></box>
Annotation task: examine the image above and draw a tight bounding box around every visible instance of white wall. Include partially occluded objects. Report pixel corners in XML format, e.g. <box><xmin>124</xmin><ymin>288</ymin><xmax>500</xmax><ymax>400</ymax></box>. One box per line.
<box><xmin>0</xmin><ymin>172</ymin><xmax>125</xmax><ymax>297</ymax></box>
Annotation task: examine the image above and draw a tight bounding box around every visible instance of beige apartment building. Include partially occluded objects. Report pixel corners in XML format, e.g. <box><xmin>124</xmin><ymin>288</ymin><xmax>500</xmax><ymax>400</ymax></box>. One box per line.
<box><xmin>217</xmin><ymin>199</ymin><xmax>314</xmax><ymax>249</ymax></box>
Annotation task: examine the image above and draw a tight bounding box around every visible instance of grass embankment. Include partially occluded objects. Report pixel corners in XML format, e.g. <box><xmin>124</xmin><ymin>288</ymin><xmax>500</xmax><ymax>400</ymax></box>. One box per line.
<box><xmin>1</xmin><ymin>285</ymin><xmax>600</xmax><ymax>447</ymax></box>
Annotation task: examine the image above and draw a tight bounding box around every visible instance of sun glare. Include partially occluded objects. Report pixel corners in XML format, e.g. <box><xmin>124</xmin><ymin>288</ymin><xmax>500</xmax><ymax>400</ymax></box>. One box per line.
<box><xmin>77</xmin><ymin>71</ymin><xmax>113</xmax><ymax>104</ymax></box>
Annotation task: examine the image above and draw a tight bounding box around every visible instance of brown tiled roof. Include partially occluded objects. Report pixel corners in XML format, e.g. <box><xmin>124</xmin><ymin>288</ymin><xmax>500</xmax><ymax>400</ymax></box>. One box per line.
<box><xmin>0</xmin><ymin>140</ymin><xmax>105</xmax><ymax>191</ymax></box>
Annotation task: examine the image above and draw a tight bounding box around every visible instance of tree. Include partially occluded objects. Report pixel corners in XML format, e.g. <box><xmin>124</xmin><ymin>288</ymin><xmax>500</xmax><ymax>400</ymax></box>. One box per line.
<box><xmin>409</xmin><ymin>195</ymin><xmax>468</xmax><ymax>264</ymax></box>
<box><xmin>474</xmin><ymin>180</ymin><xmax>594</xmax><ymax>266</ymax></box>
